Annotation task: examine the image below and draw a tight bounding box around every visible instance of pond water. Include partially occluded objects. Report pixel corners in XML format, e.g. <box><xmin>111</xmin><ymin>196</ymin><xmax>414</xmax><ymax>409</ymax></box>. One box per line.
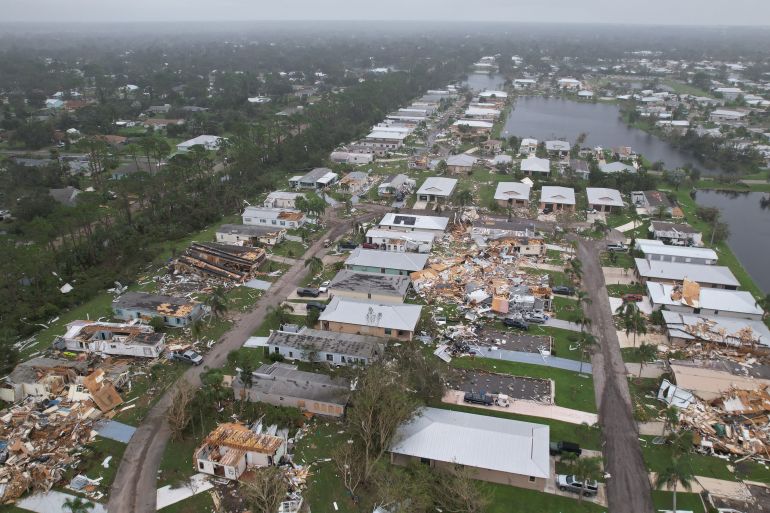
<box><xmin>694</xmin><ymin>189</ymin><xmax>770</xmax><ymax>294</ymax></box>
<box><xmin>463</xmin><ymin>72</ymin><xmax>506</xmax><ymax>92</ymax></box>
<box><xmin>502</xmin><ymin>96</ymin><xmax>727</xmax><ymax>175</ymax></box>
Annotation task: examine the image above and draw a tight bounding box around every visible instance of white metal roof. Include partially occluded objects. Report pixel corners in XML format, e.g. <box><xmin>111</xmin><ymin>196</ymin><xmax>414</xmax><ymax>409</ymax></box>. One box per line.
<box><xmin>177</xmin><ymin>135</ymin><xmax>222</xmax><ymax>149</ymax></box>
<box><xmin>366</xmin><ymin>130</ymin><xmax>408</xmax><ymax>141</ymax></box>
<box><xmin>647</xmin><ymin>282</ymin><xmax>764</xmax><ymax>316</ymax></box>
<box><xmin>586</xmin><ymin>187</ymin><xmax>624</xmax><ymax>207</ymax></box>
<box><xmin>635</xmin><ymin>258</ymin><xmax>739</xmax><ymax>287</ymax></box>
<box><xmin>494</xmin><ymin>182</ymin><xmax>532</xmax><ymax>202</ymax></box>
<box><xmin>390</xmin><ymin>407</ymin><xmax>550</xmax><ymax>478</ymax></box>
<box><xmin>345</xmin><ymin>247</ymin><xmax>428</xmax><ymax>271</ymax></box>
<box><xmin>378</xmin><ymin>213</ymin><xmax>449</xmax><ymax>232</ymax></box>
<box><xmin>465</xmin><ymin>106</ymin><xmax>501</xmax><ymax>117</ymax></box>
<box><xmin>446</xmin><ymin>154</ymin><xmax>477</xmax><ymax>167</ymax></box>
<box><xmin>662</xmin><ymin>310</ymin><xmax>770</xmax><ymax>347</ymax></box>
<box><xmin>479</xmin><ymin>90</ymin><xmax>508</xmax><ymax>98</ymax></box>
<box><xmin>540</xmin><ymin>186</ymin><xmax>576</xmax><ymax>205</ymax></box>
<box><xmin>545</xmin><ymin>140</ymin><xmax>571</xmax><ymax>151</ymax></box>
<box><xmin>417</xmin><ymin>177</ymin><xmax>458</xmax><ymax>197</ymax></box>
<box><xmin>366</xmin><ymin>229</ymin><xmax>435</xmax><ymax>243</ymax></box>
<box><xmin>599</xmin><ymin>162</ymin><xmax>635</xmax><ymax>174</ymax></box>
<box><xmin>638</xmin><ymin>241</ymin><xmax>717</xmax><ymax>261</ymax></box>
<box><xmin>520</xmin><ymin>156</ymin><xmax>550</xmax><ymax>174</ymax></box>
<box><xmin>453</xmin><ymin>120</ymin><xmax>493</xmax><ymax>128</ymax></box>
<box><xmin>319</xmin><ymin>297</ymin><xmax>422</xmax><ymax>331</ymax></box>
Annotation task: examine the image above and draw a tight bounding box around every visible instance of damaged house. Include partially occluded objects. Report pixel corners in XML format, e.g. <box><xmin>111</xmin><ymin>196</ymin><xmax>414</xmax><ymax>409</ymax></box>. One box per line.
<box><xmin>174</xmin><ymin>242</ymin><xmax>266</xmax><ymax>282</ymax></box>
<box><xmin>365</xmin><ymin>228</ymin><xmax>434</xmax><ymax>253</ymax></box>
<box><xmin>647</xmin><ymin>280</ymin><xmax>764</xmax><ymax>321</ymax></box>
<box><xmin>328</xmin><ymin>270</ymin><xmax>411</xmax><ymax>303</ymax></box>
<box><xmin>215</xmin><ymin>224</ymin><xmax>286</xmax><ymax>247</ymax></box>
<box><xmin>661</xmin><ymin>310</ymin><xmax>770</xmax><ymax>348</ymax></box>
<box><xmin>232</xmin><ymin>362</ymin><xmax>351</xmax><ymax>418</ymax></box>
<box><xmin>242</xmin><ymin>206</ymin><xmax>306</xmax><ymax>229</ymax></box>
<box><xmin>345</xmin><ymin>248</ymin><xmax>429</xmax><ymax>276</ymax></box>
<box><xmin>194</xmin><ymin>423</ymin><xmax>286</xmax><ymax>480</ymax></box>
<box><xmin>263</xmin><ymin>328</ymin><xmax>384</xmax><ymax>365</ymax></box>
<box><xmin>53</xmin><ymin>320</ymin><xmax>166</xmax><ymax>358</ymax></box>
<box><xmin>112</xmin><ymin>291</ymin><xmax>204</xmax><ymax>327</ymax></box>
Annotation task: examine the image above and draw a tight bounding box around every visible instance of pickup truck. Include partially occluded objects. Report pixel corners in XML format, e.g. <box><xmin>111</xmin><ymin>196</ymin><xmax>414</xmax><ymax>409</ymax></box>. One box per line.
<box><xmin>169</xmin><ymin>350</ymin><xmax>203</xmax><ymax>366</ymax></box>
<box><xmin>549</xmin><ymin>441</ymin><xmax>582</xmax><ymax>456</ymax></box>
<box><xmin>338</xmin><ymin>241</ymin><xmax>358</xmax><ymax>251</ymax></box>
<box><xmin>556</xmin><ymin>474</ymin><xmax>599</xmax><ymax>497</ymax></box>
<box><xmin>297</xmin><ymin>287</ymin><xmax>320</xmax><ymax>298</ymax></box>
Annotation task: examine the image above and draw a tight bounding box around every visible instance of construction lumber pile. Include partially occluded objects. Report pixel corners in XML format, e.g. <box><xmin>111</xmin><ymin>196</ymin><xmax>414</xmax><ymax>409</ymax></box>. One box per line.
<box><xmin>0</xmin><ymin>399</ymin><xmax>98</xmax><ymax>503</ymax></box>
<box><xmin>174</xmin><ymin>242</ymin><xmax>266</xmax><ymax>282</ymax></box>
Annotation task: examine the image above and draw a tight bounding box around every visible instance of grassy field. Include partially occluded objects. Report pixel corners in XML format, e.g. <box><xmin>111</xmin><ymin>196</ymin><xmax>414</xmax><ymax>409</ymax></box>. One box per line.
<box><xmin>695</xmin><ymin>179</ymin><xmax>770</xmax><ymax>193</ymax></box>
<box><xmin>606</xmin><ymin>283</ymin><xmax>645</xmax><ymax>297</ymax></box>
<box><xmin>531</xmin><ymin>325</ymin><xmax>583</xmax><ymax>361</ymax></box>
<box><xmin>551</xmin><ymin>296</ymin><xmax>584</xmax><ymax>322</ymax></box>
<box><xmin>158</xmin><ymin>491</ymin><xmax>215</xmax><ymax>512</ymax></box>
<box><xmin>61</xmin><ymin>436</ymin><xmax>128</xmax><ymax>497</ymax></box>
<box><xmin>486</xmin><ymin>483</ymin><xmax>607</xmax><ymax>513</ymax></box>
<box><xmin>451</xmin><ymin>356</ymin><xmax>597</xmax><ymax>413</ymax></box>
<box><xmin>651</xmin><ymin>491</ymin><xmax>705</xmax><ymax>513</ymax></box>
<box><xmin>661</xmin><ymin>79</ymin><xmax>712</xmax><ymax>98</ymax></box>
<box><xmin>270</xmin><ymin>240</ymin><xmax>307</xmax><ymax>258</ymax></box>
<box><xmin>599</xmin><ymin>250</ymin><xmax>636</xmax><ymax>269</ymax></box>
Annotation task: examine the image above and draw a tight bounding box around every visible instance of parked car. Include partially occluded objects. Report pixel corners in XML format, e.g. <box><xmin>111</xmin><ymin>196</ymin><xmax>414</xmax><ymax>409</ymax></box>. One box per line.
<box><xmin>622</xmin><ymin>293</ymin><xmax>644</xmax><ymax>302</ymax></box>
<box><xmin>503</xmin><ymin>318</ymin><xmax>529</xmax><ymax>330</ymax></box>
<box><xmin>552</xmin><ymin>286</ymin><xmax>574</xmax><ymax>296</ymax></box>
<box><xmin>525</xmin><ymin>312</ymin><xmax>548</xmax><ymax>324</ymax></box>
<box><xmin>323</xmin><ymin>239</ymin><xmax>332</xmax><ymax>248</ymax></box>
<box><xmin>306</xmin><ymin>301</ymin><xmax>326</xmax><ymax>312</ymax></box>
<box><xmin>297</xmin><ymin>287</ymin><xmax>320</xmax><ymax>298</ymax></box>
<box><xmin>556</xmin><ymin>474</ymin><xmax>599</xmax><ymax>498</ymax></box>
<box><xmin>549</xmin><ymin>441</ymin><xmax>582</xmax><ymax>457</ymax></box>
<box><xmin>585</xmin><ymin>208</ymin><xmax>597</xmax><ymax>214</ymax></box>
<box><xmin>362</xmin><ymin>242</ymin><xmax>378</xmax><ymax>249</ymax></box>
<box><xmin>338</xmin><ymin>241</ymin><xmax>358</xmax><ymax>250</ymax></box>
<box><xmin>169</xmin><ymin>350</ymin><xmax>203</xmax><ymax>366</ymax></box>
<box><xmin>606</xmin><ymin>242</ymin><xmax>628</xmax><ymax>252</ymax></box>
<box><xmin>318</xmin><ymin>280</ymin><xmax>330</xmax><ymax>293</ymax></box>
<box><xmin>542</xmin><ymin>206</ymin><xmax>553</xmax><ymax>214</ymax></box>
<box><xmin>463</xmin><ymin>392</ymin><xmax>493</xmax><ymax>406</ymax></box>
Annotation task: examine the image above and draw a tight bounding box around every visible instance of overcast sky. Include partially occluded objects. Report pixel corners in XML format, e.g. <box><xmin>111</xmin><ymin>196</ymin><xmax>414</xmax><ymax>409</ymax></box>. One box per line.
<box><xmin>4</xmin><ymin>0</ymin><xmax>769</xmax><ymax>25</ymax></box>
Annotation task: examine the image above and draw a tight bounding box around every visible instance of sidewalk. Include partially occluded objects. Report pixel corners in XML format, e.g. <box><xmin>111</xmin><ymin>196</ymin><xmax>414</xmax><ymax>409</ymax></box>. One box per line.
<box><xmin>268</xmin><ymin>254</ymin><xmax>300</xmax><ymax>265</ymax></box>
<box><xmin>443</xmin><ymin>390</ymin><xmax>598</xmax><ymax>425</ymax></box>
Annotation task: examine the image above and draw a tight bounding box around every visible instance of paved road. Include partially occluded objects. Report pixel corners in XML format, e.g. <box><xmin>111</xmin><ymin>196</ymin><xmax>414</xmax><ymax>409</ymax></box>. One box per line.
<box><xmin>107</xmin><ymin>205</ymin><xmax>386</xmax><ymax>513</ymax></box>
<box><xmin>577</xmin><ymin>239</ymin><xmax>654</xmax><ymax>513</ymax></box>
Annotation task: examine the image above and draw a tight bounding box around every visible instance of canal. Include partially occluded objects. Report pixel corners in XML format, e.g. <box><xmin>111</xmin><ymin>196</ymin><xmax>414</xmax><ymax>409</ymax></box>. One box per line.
<box><xmin>501</xmin><ymin>96</ymin><xmax>728</xmax><ymax>175</ymax></box>
<box><xmin>694</xmin><ymin>189</ymin><xmax>770</xmax><ymax>294</ymax></box>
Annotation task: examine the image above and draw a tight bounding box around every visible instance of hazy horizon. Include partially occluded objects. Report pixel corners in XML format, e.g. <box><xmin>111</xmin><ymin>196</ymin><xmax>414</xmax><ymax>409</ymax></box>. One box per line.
<box><xmin>4</xmin><ymin>0</ymin><xmax>770</xmax><ymax>26</ymax></box>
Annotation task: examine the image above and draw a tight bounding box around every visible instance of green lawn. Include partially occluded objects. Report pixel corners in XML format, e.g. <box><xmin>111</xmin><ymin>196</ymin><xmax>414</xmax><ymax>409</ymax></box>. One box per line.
<box><xmin>62</xmin><ymin>436</ymin><xmax>127</xmax><ymax>496</ymax></box>
<box><xmin>252</xmin><ymin>314</ymin><xmax>307</xmax><ymax>336</ymax></box>
<box><xmin>651</xmin><ymin>491</ymin><xmax>705</xmax><ymax>513</ymax></box>
<box><xmin>270</xmin><ymin>240</ymin><xmax>307</xmax><ymax>258</ymax></box>
<box><xmin>451</xmin><ymin>357</ymin><xmax>597</xmax><ymax>413</ymax></box>
<box><xmin>551</xmin><ymin>296</ymin><xmax>584</xmax><ymax>323</ymax></box>
<box><xmin>606</xmin><ymin>283</ymin><xmax>645</xmax><ymax>297</ymax></box>
<box><xmin>486</xmin><ymin>483</ymin><xmax>607</xmax><ymax>513</ymax></box>
<box><xmin>530</xmin><ymin>326</ymin><xmax>583</xmax><ymax>361</ymax></box>
<box><xmin>662</xmin><ymin>79</ymin><xmax>712</xmax><ymax>98</ymax></box>
<box><xmin>628</xmin><ymin>377</ymin><xmax>664</xmax><ymax>422</ymax></box>
<box><xmin>600</xmin><ymin>251</ymin><xmax>636</xmax><ymax>269</ymax></box>
<box><xmin>256</xmin><ymin>259</ymin><xmax>291</xmax><ymax>281</ymax></box>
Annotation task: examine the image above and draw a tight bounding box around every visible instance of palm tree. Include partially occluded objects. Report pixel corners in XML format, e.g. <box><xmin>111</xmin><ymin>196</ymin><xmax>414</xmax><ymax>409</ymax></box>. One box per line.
<box><xmin>63</xmin><ymin>497</ymin><xmax>94</xmax><ymax>513</ymax></box>
<box><xmin>575</xmin><ymin>332</ymin><xmax>597</xmax><ymax>375</ymax></box>
<box><xmin>204</xmin><ymin>285</ymin><xmax>229</xmax><ymax>324</ymax></box>
<box><xmin>654</xmin><ymin>456</ymin><xmax>694</xmax><ymax>513</ymax></box>
<box><xmin>454</xmin><ymin>189</ymin><xmax>473</xmax><ymax>207</ymax></box>
<box><xmin>305</xmin><ymin>256</ymin><xmax>323</xmax><ymax>277</ymax></box>
<box><xmin>635</xmin><ymin>342</ymin><xmax>657</xmax><ymax>378</ymax></box>
<box><xmin>663</xmin><ymin>406</ymin><xmax>680</xmax><ymax>436</ymax></box>
<box><xmin>616</xmin><ymin>300</ymin><xmax>646</xmax><ymax>347</ymax></box>
<box><xmin>575</xmin><ymin>290</ymin><xmax>591</xmax><ymax>310</ymax></box>
<box><xmin>567</xmin><ymin>258</ymin><xmax>583</xmax><ymax>284</ymax></box>
<box><xmin>568</xmin><ymin>456</ymin><xmax>603</xmax><ymax>503</ymax></box>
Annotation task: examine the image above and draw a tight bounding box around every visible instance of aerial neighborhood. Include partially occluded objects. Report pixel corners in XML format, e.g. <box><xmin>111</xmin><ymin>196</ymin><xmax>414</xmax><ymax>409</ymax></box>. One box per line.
<box><xmin>1</xmin><ymin>16</ymin><xmax>770</xmax><ymax>513</ymax></box>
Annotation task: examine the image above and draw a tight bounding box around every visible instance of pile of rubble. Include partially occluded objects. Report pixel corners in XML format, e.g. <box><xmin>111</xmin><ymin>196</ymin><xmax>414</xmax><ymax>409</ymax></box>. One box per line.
<box><xmin>679</xmin><ymin>386</ymin><xmax>770</xmax><ymax>458</ymax></box>
<box><xmin>0</xmin><ymin>398</ymin><xmax>99</xmax><ymax>503</ymax></box>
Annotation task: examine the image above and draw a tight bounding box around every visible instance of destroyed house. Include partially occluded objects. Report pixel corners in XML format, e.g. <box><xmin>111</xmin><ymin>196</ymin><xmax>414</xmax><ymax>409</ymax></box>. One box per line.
<box><xmin>634</xmin><ymin>259</ymin><xmax>739</xmax><ymax>289</ymax></box>
<box><xmin>194</xmin><ymin>423</ymin><xmax>286</xmax><ymax>480</ymax></box>
<box><xmin>345</xmin><ymin>248</ymin><xmax>428</xmax><ymax>276</ymax></box>
<box><xmin>174</xmin><ymin>242</ymin><xmax>266</xmax><ymax>282</ymax></box>
<box><xmin>649</xmin><ymin>221</ymin><xmax>703</xmax><ymax>246</ymax></box>
<box><xmin>631</xmin><ymin>190</ymin><xmax>673</xmax><ymax>214</ymax></box>
<box><xmin>54</xmin><ymin>320</ymin><xmax>166</xmax><ymax>358</ymax></box>
<box><xmin>318</xmin><ymin>297</ymin><xmax>422</xmax><ymax>341</ymax></box>
<box><xmin>216</xmin><ymin>224</ymin><xmax>286</xmax><ymax>246</ymax></box>
<box><xmin>264</xmin><ymin>328</ymin><xmax>384</xmax><ymax>365</ymax></box>
<box><xmin>378</xmin><ymin>174</ymin><xmax>416</xmax><ymax>196</ymax></box>
<box><xmin>390</xmin><ymin>407</ymin><xmax>550</xmax><ymax>490</ymax></box>
<box><xmin>377</xmin><ymin>213</ymin><xmax>449</xmax><ymax>235</ymax></box>
<box><xmin>113</xmin><ymin>291</ymin><xmax>203</xmax><ymax>327</ymax></box>
<box><xmin>661</xmin><ymin>310</ymin><xmax>770</xmax><ymax>348</ymax></box>
<box><xmin>232</xmin><ymin>363</ymin><xmax>351</xmax><ymax>418</ymax></box>
<box><xmin>647</xmin><ymin>281</ymin><xmax>764</xmax><ymax>321</ymax></box>
<box><xmin>1</xmin><ymin>357</ymin><xmax>87</xmax><ymax>402</ymax></box>
<box><xmin>242</xmin><ymin>206</ymin><xmax>306</xmax><ymax>228</ymax></box>
<box><xmin>328</xmin><ymin>270</ymin><xmax>411</xmax><ymax>303</ymax></box>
